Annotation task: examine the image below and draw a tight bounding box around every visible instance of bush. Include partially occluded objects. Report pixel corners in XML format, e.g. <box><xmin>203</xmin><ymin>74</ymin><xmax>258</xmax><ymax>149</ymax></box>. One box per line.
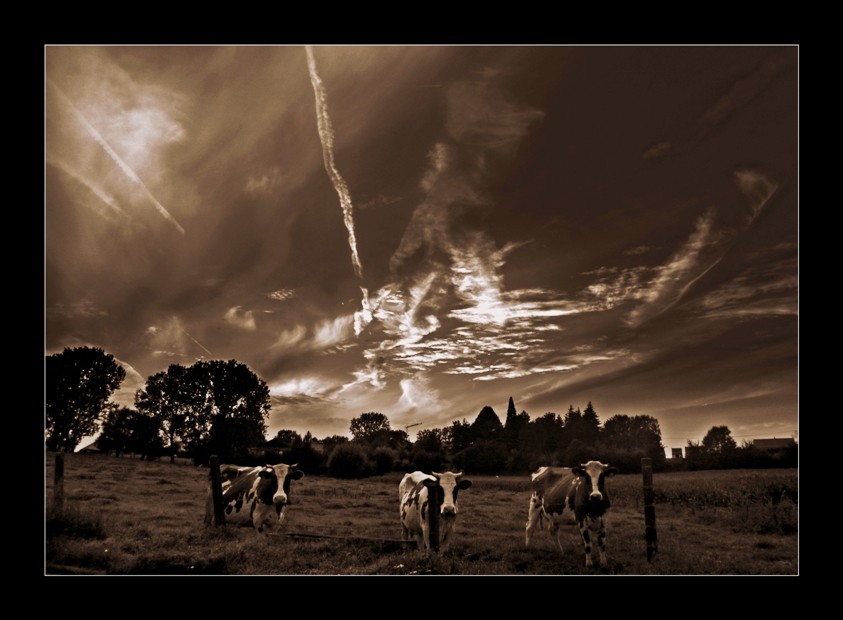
<box><xmin>452</xmin><ymin>440</ymin><xmax>508</xmax><ymax>474</ymax></box>
<box><xmin>327</xmin><ymin>443</ymin><xmax>371</xmax><ymax>479</ymax></box>
<box><xmin>372</xmin><ymin>447</ymin><xmax>397</xmax><ymax>475</ymax></box>
<box><xmin>411</xmin><ymin>450</ymin><xmax>444</xmax><ymax>473</ymax></box>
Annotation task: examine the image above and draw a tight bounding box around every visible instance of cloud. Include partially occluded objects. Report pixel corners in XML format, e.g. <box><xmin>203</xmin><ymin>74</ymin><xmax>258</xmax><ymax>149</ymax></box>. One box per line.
<box><xmin>223</xmin><ymin>306</ymin><xmax>257</xmax><ymax>331</ymax></box>
<box><xmin>397</xmin><ymin>374</ymin><xmax>443</xmax><ymax>414</ymax></box>
<box><xmin>697</xmin><ymin>252</ymin><xmax>797</xmax><ymax>321</ymax></box>
<box><xmin>313</xmin><ymin>314</ymin><xmax>355</xmax><ymax>349</ymax></box>
<box><xmin>357</xmin><ymin>193</ymin><xmax>402</xmax><ymax>210</ymax></box>
<box><xmin>699</xmin><ymin>53</ymin><xmax>791</xmax><ymax>132</ymax></box>
<box><xmin>624</xmin><ymin>245</ymin><xmax>656</xmax><ymax>256</ymax></box>
<box><xmin>269</xmin><ymin>376</ymin><xmax>338</xmax><ymax>404</ymax></box>
<box><xmin>47</xmin><ymin>77</ymin><xmax>186</xmax><ymax>235</ymax></box>
<box><xmin>271</xmin><ymin>325</ymin><xmax>307</xmax><ymax>349</ymax></box>
<box><xmin>47</xmin><ymin>299</ymin><xmax>107</xmax><ymax>318</ymax></box>
<box><xmin>643</xmin><ymin>141</ymin><xmax>671</xmax><ymax>160</ymax></box>
<box><xmin>734</xmin><ymin>169</ymin><xmax>778</xmax><ymax>223</ymax></box>
<box><xmin>245</xmin><ymin>167</ymin><xmax>284</xmax><ymax>195</ymax></box>
<box><xmin>625</xmin><ymin>211</ymin><xmax>716</xmax><ymax>327</ymax></box>
<box><xmin>445</xmin><ymin>78</ymin><xmax>545</xmax><ymax>151</ymax></box>
<box><xmin>267</xmin><ymin>289</ymin><xmax>296</xmax><ymax>302</ymax></box>
<box><xmin>146</xmin><ymin>316</ymin><xmax>212</xmax><ymax>359</ymax></box>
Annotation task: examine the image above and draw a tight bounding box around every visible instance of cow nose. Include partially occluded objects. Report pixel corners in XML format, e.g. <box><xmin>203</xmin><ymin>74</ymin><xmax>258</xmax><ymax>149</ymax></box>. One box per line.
<box><xmin>273</xmin><ymin>492</ymin><xmax>288</xmax><ymax>505</ymax></box>
<box><xmin>589</xmin><ymin>491</ymin><xmax>602</xmax><ymax>501</ymax></box>
<box><xmin>442</xmin><ymin>506</ymin><xmax>456</xmax><ymax>515</ymax></box>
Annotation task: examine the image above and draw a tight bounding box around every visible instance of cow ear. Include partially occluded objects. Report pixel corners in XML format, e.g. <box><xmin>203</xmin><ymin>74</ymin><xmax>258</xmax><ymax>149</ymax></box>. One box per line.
<box><xmin>572</xmin><ymin>467</ymin><xmax>586</xmax><ymax>476</ymax></box>
<box><xmin>458</xmin><ymin>479</ymin><xmax>472</xmax><ymax>490</ymax></box>
<box><xmin>291</xmin><ymin>470</ymin><xmax>305</xmax><ymax>480</ymax></box>
<box><xmin>258</xmin><ymin>468</ymin><xmax>273</xmax><ymax>478</ymax></box>
<box><xmin>605</xmin><ymin>467</ymin><xmax>618</xmax><ymax>477</ymax></box>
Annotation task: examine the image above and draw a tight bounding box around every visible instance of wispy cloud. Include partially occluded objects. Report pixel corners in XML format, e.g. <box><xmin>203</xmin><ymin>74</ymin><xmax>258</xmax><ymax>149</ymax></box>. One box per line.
<box><xmin>643</xmin><ymin>141</ymin><xmax>671</xmax><ymax>160</ymax></box>
<box><xmin>267</xmin><ymin>289</ymin><xmax>296</xmax><ymax>302</ymax></box>
<box><xmin>699</xmin><ymin>52</ymin><xmax>791</xmax><ymax>132</ymax></box>
<box><xmin>48</xmin><ymin>79</ymin><xmax>186</xmax><ymax>236</ymax></box>
<box><xmin>625</xmin><ymin>211</ymin><xmax>716</xmax><ymax>327</ymax></box>
<box><xmin>734</xmin><ymin>169</ymin><xmax>778</xmax><ymax>224</ymax></box>
<box><xmin>245</xmin><ymin>167</ymin><xmax>284</xmax><ymax>195</ymax></box>
<box><xmin>269</xmin><ymin>376</ymin><xmax>339</xmax><ymax>404</ymax></box>
<box><xmin>146</xmin><ymin>316</ymin><xmax>212</xmax><ymax>358</ymax></box>
<box><xmin>223</xmin><ymin>306</ymin><xmax>257</xmax><ymax>331</ymax></box>
<box><xmin>47</xmin><ymin>299</ymin><xmax>108</xmax><ymax>318</ymax></box>
<box><xmin>698</xmin><ymin>252</ymin><xmax>797</xmax><ymax>320</ymax></box>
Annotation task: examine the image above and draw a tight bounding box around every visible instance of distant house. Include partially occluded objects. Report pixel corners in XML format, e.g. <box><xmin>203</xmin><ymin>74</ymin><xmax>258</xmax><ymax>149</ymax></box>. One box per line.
<box><xmin>753</xmin><ymin>438</ymin><xmax>796</xmax><ymax>455</ymax></box>
<box><xmin>671</xmin><ymin>448</ymin><xmax>684</xmax><ymax>459</ymax></box>
<box><xmin>77</xmin><ymin>439</ymin><xmax>101</xmax><ymax>454</ymax></box>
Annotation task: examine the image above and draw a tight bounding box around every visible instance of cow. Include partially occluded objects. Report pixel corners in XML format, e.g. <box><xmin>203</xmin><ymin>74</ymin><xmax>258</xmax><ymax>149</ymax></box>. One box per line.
<box><xmin>205</xmin><ymin>463</ymin><xmax>304</xmax><ymax>533</ymax></box>
<box><xmin>525</xmin><ymin>461</ymin><xmax>618</xmax><ymax>567</ymax></box>
<box><xmin>399</xmin><ymin>471</ymin><xmax>472</xmax><ymax>553</ymax></box>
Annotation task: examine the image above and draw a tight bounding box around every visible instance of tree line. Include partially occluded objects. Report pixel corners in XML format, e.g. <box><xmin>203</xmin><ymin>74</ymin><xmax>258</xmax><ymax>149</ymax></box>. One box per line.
<box><xmin>45</xmin><ymin>347</ymin><xmax>795</xmax><ymax>475</ymax></box>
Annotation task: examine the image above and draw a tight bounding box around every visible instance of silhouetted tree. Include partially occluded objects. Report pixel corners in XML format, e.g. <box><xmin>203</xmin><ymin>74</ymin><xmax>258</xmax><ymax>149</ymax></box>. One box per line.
<box><xmin>580</xmin><ymin>401</ymin><xmax>601</xmax><ymax>445</ymax></box>
<box><xmin>702</xmin><ymin>425</ymin><xmax>737</xmax><ymax>454</ymax></box>
<box><xmin>521</xmin><ymin>412</ymin><xmax>564</xmax><ymax>464</ymax></box>
<box><xmin>46</xmin><ymin>346</ymin><xmax>126</xmax><ymax>452</ymax></box>
<box><xmin>602</xmin><ymin>414</ymin><xmax>665</xmax><ymax>461</ymax></box>
<box><xmin>267</xmin><ymin>429</ymin><xmax>302</xmax><ymax>448</ymax></box>
<box><xmin>448</xmin><ymin>419</ymin><xmax>474</xmax><ymax>452</ymax></box>
<box><xmin>137</xmin><ymin>359</ymin><xmax>269</xmax><ymax>464</ymax></box>
<box><xmin>349</xmin><ymin>412</ymin><xmax>391</xmax><ymax>443</ymax></box>
<box><xmin>135</xmin><ymin>364</ymin><xmax>187</xmax><ymax>463</ymax></box>
<box><xmin>99</xmin><ymin>406</ymin><xmax>163</xmax><ymax>459</ymax></box>
<box><xmin>471</xmin><ymin>406</ymin><xmax>503</xmax><ymax>441</ymax></box>
<box><xmin>503</xmin><ymin>397</ymin><xmax>530</xmax><ymax>449</ymax></box>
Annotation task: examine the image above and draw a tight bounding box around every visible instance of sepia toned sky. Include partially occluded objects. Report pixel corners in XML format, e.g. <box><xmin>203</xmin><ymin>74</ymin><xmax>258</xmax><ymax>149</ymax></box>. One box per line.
<box><xmin>45</xmin><ymin>45</ymin><xmax>798</xmax><ymax>451</ymax></box>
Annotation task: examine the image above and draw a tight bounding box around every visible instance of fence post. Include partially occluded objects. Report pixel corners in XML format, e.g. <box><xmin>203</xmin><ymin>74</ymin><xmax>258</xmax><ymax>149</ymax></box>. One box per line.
<box><xmin>53</xmin><ymin>453</ymin><xmax>65</xmax><ymax>511</ymax></box>
<box><xmin>428</xmin><ymin>481</ymin><xmax>440</xmax><ymax>553</ymax></box>
<box><xmin>642</xmin><ymin>457</ymin><xmax>658</xmax><ymax>562</ymax></box>
<box><xmin>209</xmin><ymin>455</ymin><xmax>226</xmax><ymax>527</ymax></box>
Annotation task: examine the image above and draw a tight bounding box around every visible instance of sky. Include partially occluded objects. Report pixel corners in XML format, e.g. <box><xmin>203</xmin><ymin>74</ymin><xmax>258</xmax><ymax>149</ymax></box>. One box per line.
<box><xmin>44</xmin><ymin>45</ymin><xmax>798</xmax><ymax>453</ymax></box>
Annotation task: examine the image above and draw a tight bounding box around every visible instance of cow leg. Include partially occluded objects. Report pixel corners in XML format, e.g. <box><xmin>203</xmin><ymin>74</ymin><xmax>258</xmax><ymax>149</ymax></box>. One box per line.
<box><xmin>525</xmin><ymin>494</ymin><xmax>543</xmax><ymax>547</ymax></box>
<box><xmin>550</xmin><ymin>521</ymin><xmax>564</xmax><ymax>553</ymax></box>
<box><xmin>596</xmin><ymin>516</ymin><xmax>607</xmax><ymax>565</ymax></box>
<box><xmin>420</xmin><ymin>523</ymin><xmax>430</xmax><ymax>551</ymax></box>
<box><xmin>276</xmin><ymin>504</ymin><xmax>288</xmax><ymax>526</ymax></box>
<box><xmin>578</xmin><ymin>519</ymin><xmax>594</xmax><ymax>568</ymax></box>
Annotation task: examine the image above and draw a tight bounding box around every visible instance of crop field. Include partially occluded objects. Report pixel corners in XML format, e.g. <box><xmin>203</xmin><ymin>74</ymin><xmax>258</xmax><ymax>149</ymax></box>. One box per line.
<box><xmin>45</xmin><ymin>452</ymin><xmax>797</xmax><ymax>575</ymax></box>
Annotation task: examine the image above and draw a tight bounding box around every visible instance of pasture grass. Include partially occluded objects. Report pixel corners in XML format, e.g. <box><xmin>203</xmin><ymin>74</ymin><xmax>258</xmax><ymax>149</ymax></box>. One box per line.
<box><xmin>45</xmin><ymin>453</ymin><xmax>797</xmax><ymax>575</ymax></box>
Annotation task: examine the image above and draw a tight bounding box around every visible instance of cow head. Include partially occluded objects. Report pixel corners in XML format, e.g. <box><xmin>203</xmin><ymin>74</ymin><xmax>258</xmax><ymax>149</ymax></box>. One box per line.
<box><xmin>428</xmin><ymin>471</ymin><xmax>472</xmax><ymax>518</ymax></box>
<box><xmin>572</xmin><ymin>461</ymin><xmax>617</xmax><ymax>507</ymax></box>
<box><xmin>256</xmin><ymin>463</ymin><xmax>305</xmax><ymax>515</ymax></box>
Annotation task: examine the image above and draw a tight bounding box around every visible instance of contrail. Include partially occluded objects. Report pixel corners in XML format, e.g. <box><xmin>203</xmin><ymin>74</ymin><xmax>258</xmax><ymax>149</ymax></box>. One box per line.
<box><xmin>305</xmin><ymin>46</ymin><xmax>363</xmax><ymax>278</ymax></box>
<box><xmin>180</xmin><ymin>326</ymin><xmax>213</xmax><ymax>357</ymax></box>
<box><xmin>47</xmin><ymin>79</ymin><xmax>185</xmax><ymax>236</ymax></box>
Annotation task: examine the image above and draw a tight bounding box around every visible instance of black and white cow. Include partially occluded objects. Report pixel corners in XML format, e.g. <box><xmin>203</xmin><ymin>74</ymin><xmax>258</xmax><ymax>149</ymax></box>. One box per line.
<box><xmin>399</xmin><ymin>471</ymin><xmax>472</xmax><ymax>552</ymax></box>
<box><xmin>205</xmin><ymin>463</ymin><xmax>304</xmax><ymax>533</ymax></box>
<box><xmin>525</xmin><ymin>461</ymin><xmax>618</xmax><ymax>567</ymax></box>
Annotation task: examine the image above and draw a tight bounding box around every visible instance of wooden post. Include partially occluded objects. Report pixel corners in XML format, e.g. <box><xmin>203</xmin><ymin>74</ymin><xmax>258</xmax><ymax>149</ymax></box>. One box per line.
<box><xmin>427</xmin><ymin>481</ymin><xmax>440</xmax><ymax>553</ymax></box>
<box><xmin>642</xmin><ymin>457</ymin><xmax>658</xmax><ymax>562</ymax></box>
<box><xmin>209</xmin><ymin>455</ymin><xmax>226</xmax><ymax>527</ymax></box>
<box><xmin>53</xmin><ymin>453</ymin><xmax>65</xmax><ymax>511</ymax></box>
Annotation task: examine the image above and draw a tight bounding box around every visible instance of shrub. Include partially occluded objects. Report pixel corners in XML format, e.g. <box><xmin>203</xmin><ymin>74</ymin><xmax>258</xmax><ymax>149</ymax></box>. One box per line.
<box><xmin>372</xmin><ymin>447</ymin><xmax>397</xmax><ymax>475</ymax></box>
<box><xmin>327</xmin><ymin>443</ymin><xmax>371</xmax><ymax>479</ymax></box>
<box><xmin>411</xmin><ymin>450</ymin><xmax>444</xmax><ymax>473</ymax></box>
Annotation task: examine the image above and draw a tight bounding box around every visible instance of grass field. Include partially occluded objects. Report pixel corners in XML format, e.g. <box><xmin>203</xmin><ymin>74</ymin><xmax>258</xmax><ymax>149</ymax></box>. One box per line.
<box><xmin>45</xmin><ymin>452</ymin><xmax>797</xmax><ymax>575</ymax></box>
